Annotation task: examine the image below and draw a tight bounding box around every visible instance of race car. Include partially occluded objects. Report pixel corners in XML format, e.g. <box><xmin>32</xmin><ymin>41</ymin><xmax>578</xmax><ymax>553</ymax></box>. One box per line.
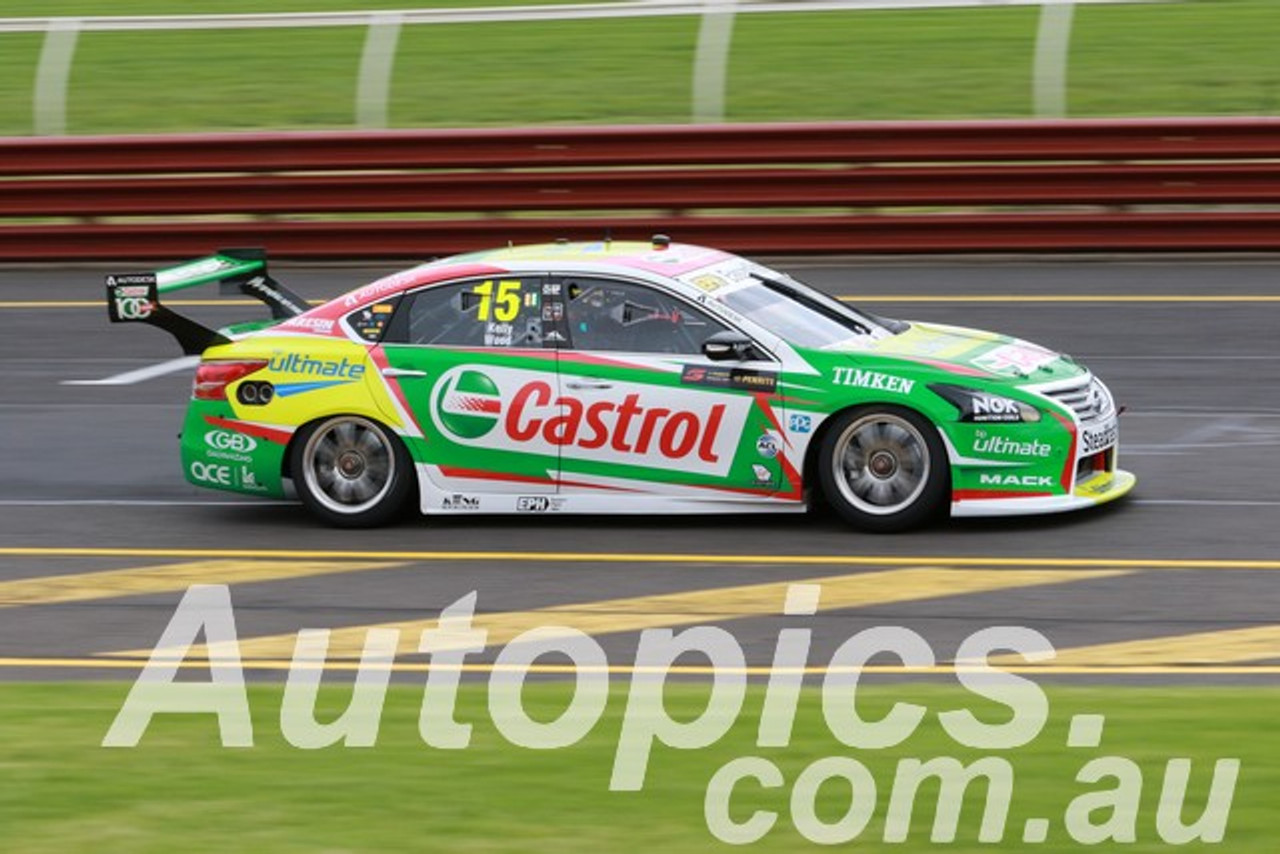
<box><xmin>105</xmin><ymin>239</ymin><xmax>1134</xmax><ymax>530</ymax></box>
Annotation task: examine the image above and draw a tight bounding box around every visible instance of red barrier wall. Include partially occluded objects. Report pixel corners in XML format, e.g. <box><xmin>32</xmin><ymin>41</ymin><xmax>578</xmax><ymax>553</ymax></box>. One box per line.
<box><xmin>4</xmin><ymin>117</ymin><xmax>1279</xmax><ymax>259</ymax></box>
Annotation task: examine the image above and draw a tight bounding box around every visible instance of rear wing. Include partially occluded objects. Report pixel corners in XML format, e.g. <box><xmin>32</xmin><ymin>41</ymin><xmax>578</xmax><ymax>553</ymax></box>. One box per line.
<box><xmin>106</xmin><ymin>248</ymin><xmax>307</xmax><ymax>354</ymax></box>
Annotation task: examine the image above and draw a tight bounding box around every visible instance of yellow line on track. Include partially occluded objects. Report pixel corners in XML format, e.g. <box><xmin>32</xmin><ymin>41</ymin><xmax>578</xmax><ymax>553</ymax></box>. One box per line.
<box><xmin>0</xmin><ymin>559</ymin><xmax>406</xmax><ymax>608</ymax></box>
<box><xmin>3</xmin><ymin>656</ymin><xmax>1278</xmax><ymax>676</ymax></box>
<box><xmin>145</xmin><ymin>566</ymin><xmax>1125</xmax><ymax>661</ymax></box>
<box><xmin>0</xmin><ymin>299</ymin><xmax>325</xmax><ymax>309</ymax></box>
<box><xmin>842</xmin><ymin>295</ymin><xmax>1280</xmax><ymax>303</ymax></box>
<box><xmin>1007</xmin><ymin>625</ymin><xmax>1280</xmax><ymax>668</ymax></box>
<box><xmin>3</xmin><ymin>547</ymin><xmax>1280</xmax><ymax>571</ymax></box>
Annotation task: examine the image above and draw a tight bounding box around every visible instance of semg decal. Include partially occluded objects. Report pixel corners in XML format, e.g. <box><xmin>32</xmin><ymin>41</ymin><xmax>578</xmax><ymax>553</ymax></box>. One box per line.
<box><xmin>428</xmin><ymin>365</ymin><xmax>751</xmax><ymax>477</ymax></box>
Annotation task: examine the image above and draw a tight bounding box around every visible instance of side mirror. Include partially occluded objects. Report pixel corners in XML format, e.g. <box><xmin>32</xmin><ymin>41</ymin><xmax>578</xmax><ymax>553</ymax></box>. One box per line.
<box><xmin>702</xmin><ymin>330</ymin><xmax>758</xmax><ymax>362</ymax></box>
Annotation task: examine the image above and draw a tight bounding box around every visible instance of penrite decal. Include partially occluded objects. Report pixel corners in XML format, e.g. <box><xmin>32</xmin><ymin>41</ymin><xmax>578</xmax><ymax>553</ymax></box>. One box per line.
<box><xmin>680</xmin><ymin>364</ymin><xmax>778</xmax><ymax>393</ymax></box>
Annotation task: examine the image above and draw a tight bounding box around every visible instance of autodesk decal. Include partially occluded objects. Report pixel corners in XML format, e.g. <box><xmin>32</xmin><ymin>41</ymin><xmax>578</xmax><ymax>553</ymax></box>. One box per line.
<box><xmin>429</xmin><ymin>365</ymin><xmax>751</xmax><ymax>476</ymax></box>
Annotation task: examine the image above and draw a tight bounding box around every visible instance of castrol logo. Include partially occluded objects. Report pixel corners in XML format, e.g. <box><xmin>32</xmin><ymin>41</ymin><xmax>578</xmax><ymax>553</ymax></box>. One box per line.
<box><xmin>435</xmin><ymin>369</ymin><xmax>504</xmax><ymax>439</ymax></box>
<box><xmin>429</xmin><ymin>365</ymin><xmax>750</xmax><ymax>476</ymax></box>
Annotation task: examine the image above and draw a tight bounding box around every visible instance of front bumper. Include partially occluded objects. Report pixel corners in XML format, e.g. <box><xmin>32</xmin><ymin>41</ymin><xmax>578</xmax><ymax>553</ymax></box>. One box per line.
<box><xmin>951</xmin><ymin>468</ymin><xmax>1136</xmax><ymax>517</ymax></box>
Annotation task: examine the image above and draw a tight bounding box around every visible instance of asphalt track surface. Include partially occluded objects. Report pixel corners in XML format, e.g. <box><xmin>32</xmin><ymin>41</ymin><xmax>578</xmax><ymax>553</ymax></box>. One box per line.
<box><xmin>2</xmin><ymin>256</ymin><xmax>1279</xmax><ymax>682</ymax></box>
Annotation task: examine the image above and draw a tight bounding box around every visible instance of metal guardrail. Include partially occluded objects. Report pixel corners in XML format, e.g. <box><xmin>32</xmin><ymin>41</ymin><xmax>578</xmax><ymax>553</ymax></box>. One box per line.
<box><xmin>2</xmin><ymin>117</ymin><xmax>1279</xmax><ymax>259</ymax></box>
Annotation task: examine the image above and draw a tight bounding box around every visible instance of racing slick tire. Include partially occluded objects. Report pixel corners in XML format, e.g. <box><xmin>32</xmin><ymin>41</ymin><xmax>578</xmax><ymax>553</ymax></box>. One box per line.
<box><xmin>291</xmin><ymin>415</ymin><xmax>414</xmax><ymax>528</ymax></box>
<box><xmin>818</xmin><ymin>406</ymin><xmax>949</xmax><ymax>533</ymax></box>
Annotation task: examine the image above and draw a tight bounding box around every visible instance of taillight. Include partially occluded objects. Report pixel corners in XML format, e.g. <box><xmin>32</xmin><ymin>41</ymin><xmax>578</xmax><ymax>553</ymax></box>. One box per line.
<box><xmin>193</xmin><ymin>360</ymin><xmax>268</xmax><ymax>401</ymax></box>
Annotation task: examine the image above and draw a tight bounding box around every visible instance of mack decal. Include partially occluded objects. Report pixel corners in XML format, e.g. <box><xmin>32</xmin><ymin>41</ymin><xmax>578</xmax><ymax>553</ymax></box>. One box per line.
<box><xmin>979</xmin><ymin>473</ymin><xmax>1054</xmax><ymax>488</ymax></box>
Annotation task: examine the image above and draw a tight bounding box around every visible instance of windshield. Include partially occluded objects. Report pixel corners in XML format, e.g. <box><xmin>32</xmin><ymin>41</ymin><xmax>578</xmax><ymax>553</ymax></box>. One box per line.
<box><xmin>713</xmin><ymin>264</ymin><xmax>900</xmax><ymax>349</ymax></box>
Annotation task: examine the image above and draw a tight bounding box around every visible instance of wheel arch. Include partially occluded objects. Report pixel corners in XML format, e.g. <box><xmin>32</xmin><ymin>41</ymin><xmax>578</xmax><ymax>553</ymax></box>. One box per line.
<box><xmin>803</xmin><ymin>401</ymin><xmax>954</xmax><ymax>510</ymax></box>
<box><xmin>285</xmin><ymin>412</ymin><xmax>420</xmax><ymax>526</ymax></box>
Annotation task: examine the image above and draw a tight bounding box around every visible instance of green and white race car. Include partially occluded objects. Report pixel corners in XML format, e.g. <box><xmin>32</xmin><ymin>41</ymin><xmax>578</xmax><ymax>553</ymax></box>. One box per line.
<box><xmin>107</xmin><ymin>239</ymin><xmax>1134</xmax><ymax>530</ymax></box>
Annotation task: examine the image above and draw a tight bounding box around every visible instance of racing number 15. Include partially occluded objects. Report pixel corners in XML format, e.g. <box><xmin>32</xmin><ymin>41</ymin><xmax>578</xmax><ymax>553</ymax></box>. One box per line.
<box><xmin>473</xmin><ymin>280</ymin><xmax>521</xmax><ymax>322</ymax></box>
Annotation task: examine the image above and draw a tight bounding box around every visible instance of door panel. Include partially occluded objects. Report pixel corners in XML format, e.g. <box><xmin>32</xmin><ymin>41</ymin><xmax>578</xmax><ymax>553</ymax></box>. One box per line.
<box><xmin>554</xmin><ymin>274</ymin><xmax>789</xmax><ymax>496</ymax></box>
<box><xmin>375</xmin><ymin>276</ymin><xmax>561</xmax><ymax>496</ymax></box>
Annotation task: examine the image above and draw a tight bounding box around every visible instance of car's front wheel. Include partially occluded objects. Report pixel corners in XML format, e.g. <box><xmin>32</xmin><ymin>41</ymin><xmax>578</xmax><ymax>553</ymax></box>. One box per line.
<box><xmin>292</xmin><ymin>415</ymin><xmax>413</xmax><ymax>527</ymax></box>
<box><xmin>818</xmin><ymin>406</ymin><xmax>948</xmax><ymax>532</ymax></box>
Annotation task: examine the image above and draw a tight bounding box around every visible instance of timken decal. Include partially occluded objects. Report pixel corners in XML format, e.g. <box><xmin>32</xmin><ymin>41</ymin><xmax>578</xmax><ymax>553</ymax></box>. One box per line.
<box><xmin>430</xmin><ymin>366</ymin><xmax>751</xmax><ymax>476</ymax></box>
<box><xmin>832</xmin><ymin>367</ymin><xmax>915</xmax><ymax>395</ymax></box>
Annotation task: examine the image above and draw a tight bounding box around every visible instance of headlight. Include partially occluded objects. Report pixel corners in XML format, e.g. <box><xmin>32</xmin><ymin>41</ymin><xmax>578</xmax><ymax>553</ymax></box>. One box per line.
<box><xmin>930</xmin><ymin>384</ymin><xmax>1042</xmax><ymax>423</ymax></box>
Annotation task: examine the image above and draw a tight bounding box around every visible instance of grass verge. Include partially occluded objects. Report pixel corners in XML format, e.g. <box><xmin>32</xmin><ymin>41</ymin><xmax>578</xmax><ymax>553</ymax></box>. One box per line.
<box><xmin>1</xmin><ymin>681</ymin><xmax>1276</xmax><ymax>852</ymax></box>
<box><xmin>0</xmin><ymin>1</ymin><xmax>1278</xmax><ymax>133</ymax></box>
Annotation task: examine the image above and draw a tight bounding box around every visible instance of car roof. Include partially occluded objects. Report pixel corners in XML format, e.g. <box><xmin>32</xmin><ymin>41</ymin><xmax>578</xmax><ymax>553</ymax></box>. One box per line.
<box><xmin>443</xmin><ymin>239</ymin><xmax>734</xmax><ymax>278</ymax></box>
<box><xmin>280</xmin><ymin>239</ymin><xmax>757</xmax><ymax>339</ymax></box>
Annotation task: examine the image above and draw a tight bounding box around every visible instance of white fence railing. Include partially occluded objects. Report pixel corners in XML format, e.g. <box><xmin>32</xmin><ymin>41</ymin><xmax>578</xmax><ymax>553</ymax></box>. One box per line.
<box><xmin>4</xmin><ymin>0</ymin><xmax>1163</xmax><ymax>135</ymax></box>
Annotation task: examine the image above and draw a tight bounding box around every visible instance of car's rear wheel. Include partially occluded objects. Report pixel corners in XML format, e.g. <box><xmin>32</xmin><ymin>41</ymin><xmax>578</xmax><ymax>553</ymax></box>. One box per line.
<box><xmin>818</xmin><ymin>406</ymin><xmax>948</xmax><ymax>532</ymax></box>
<box><xmin>292</xmin><ymin>415</ymin><xmax>412</xmax><ymax>527</ymax></box>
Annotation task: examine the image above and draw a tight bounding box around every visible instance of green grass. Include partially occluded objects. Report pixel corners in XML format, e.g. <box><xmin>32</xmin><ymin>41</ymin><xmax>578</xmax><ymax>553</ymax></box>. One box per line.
<box><xmin>1</xmin><ymin>682</ymin><xmax>1276</xmax><ymax>852</ymax></box>
<box><xmin>0</xmin><ymin>0</ymin><xmax>1278</xmax><ymax>134</ymax></box>
<box><xmin>0</xmin><ymin>0</ymin><xmax>592</xmax><ymax>13</ymax></box>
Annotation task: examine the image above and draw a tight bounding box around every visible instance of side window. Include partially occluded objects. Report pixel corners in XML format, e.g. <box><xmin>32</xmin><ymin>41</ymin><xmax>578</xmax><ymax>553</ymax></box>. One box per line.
<box><xmin>346</xmin><ymin>297</ymin><xmax>400</xmax><ymax>342</ymax></box>
<box><xmin>562</xmin><ymin>277</ymin><xmax>729</xmax><ymax>354</ymax></box>
<box><xmin>396</xmin><ymin>277</ymin><xmax>547</xmax><ymax>348</ymax></box>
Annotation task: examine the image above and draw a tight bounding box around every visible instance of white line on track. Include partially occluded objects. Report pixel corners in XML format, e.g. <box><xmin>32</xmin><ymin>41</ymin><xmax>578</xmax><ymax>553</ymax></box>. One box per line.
<box><xmin>1086</xmin><ymin>355</ymin><xmax>1280</xmax><ymax>361</ymax></box>
<box><xmin>1124</xmin><ymin>410</ymin><xmax>1280</xmax><ymax>418</ymax></box>
<box><xmin>0</xmin><ymin>497</ymin><xmax>1272</xmax><ymax>508</ymax></box>
<box><xmin>60</xmin><ymin>355</ymin><xmax>198</xmax><ymax>386</ymax></box>
<box><xmin>1132</xmin><ymin>499</ymin><xmax>1280</xmax><ymax>507</ymax></box>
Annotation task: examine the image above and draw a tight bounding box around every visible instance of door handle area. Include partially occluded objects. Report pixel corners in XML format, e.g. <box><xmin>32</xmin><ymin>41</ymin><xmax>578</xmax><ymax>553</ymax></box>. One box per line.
<box><xmin>381</xmin><ymin>368</ymin><xmax>428</xmax><ymax>379</ymax></box>
<box><xmin>565</xmin><ymin>380</ymin><xmax>612</xmax><ymax>390</ymax></box>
